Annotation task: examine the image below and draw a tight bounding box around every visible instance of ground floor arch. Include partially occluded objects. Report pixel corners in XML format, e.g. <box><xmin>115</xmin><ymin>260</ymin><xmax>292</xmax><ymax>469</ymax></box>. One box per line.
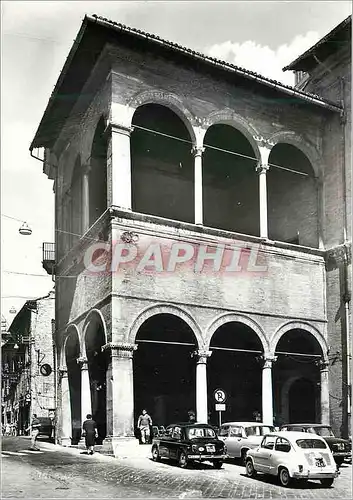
<box><xmin>65</xmin><ymin>328</ymin><xmax>81</xmax><ymax>444</ymax></box>
<box><xmin>133</xmin><ymin>313</ymin><xmax>199</xmax><ymax>426</ymax></box>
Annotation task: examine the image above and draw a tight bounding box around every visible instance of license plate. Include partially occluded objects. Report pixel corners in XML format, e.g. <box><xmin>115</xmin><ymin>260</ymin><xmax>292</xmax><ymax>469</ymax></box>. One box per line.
<box><xmin>315</xmin><ymin>459</ymin><xmax>325</xmax><ymax>467</ymax></box>
<box><xmin>206</xmin><ymin>445</ymin><xmax>215</xmax><ymax>453</ymax></box>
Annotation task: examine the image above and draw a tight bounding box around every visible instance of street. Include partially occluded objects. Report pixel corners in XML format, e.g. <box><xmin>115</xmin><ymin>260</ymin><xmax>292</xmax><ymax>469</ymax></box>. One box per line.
<box><xmin>1</xmin><ymin>436</ymin><xmax>352</xmax><ymax>499</ymax></box>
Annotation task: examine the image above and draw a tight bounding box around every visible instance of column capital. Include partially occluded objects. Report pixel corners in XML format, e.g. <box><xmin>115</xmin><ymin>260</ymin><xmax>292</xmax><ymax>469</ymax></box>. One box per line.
<box><xmin>82</xmin><ymin>163</ymin><xmax>91</xmax><ymax>176</ymax></box>
<box><xmin>254</xmin><ymin>135</ymin><xmax>275</xmax><ymax>149</ymax></box>
<box><xmin>192</xmin><ymin>349</ymin><xmax>212</xmax><ymax>364</ymax></box>
<box><xmin>58</xmin><ymin>366</ymin><xmax>68</xmax><ymax>378</ymax></box>
<box><xmin>256</xmin><ymin>163</ymin><xmax>270</xmax><ymax>174</ymax></box>
<box><xmin>191</xmin><ymin>145</ymin><xmax>205</xmax><ymax>158</ymax></box>
<box><xmin>315</xmin><ymin>358</ymin><xmax>329</xmax><ymax>371</ymax></box>
<box><xmin>76</xmin><ymin>356</ymin><xmax>88</xmax><ymax>368</ymax></box>
<box><xmin>110</xmin><ymin>122</ymin><xmax>134</xmax><ymax>137</ymax></box>
<box><xmin>102</xmin><ymin>342</ymin><xmax>138</xmax><ymax>358</ymax></box>
<box><xmin>261</xmin><ymin>355</ymin><xmax>277</xmax><ymax>368</ymax></box>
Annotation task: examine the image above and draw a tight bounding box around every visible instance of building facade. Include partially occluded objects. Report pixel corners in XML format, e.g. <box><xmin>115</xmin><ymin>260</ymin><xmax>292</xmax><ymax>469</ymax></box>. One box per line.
<box><xmin>31</xmin><ymin>15</ymin><xmax>351</xmax><ymax>454</ymax></box>
<box><xmin>1</xmin><ymin>292</ymin><xmax>56</xmax><ymax>435</ymax></box>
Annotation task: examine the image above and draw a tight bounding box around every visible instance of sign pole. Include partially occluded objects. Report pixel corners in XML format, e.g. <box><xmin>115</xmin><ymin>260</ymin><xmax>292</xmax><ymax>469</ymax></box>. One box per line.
<box><xmin>219</xmin><ymin>410</ymin><xmax>222</xmax><ymax>427</ymax></box>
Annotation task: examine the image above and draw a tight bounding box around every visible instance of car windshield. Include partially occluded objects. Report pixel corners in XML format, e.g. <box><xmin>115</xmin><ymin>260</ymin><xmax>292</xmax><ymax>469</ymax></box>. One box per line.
<box><xmin>187</xmin><ymin>427</ymin><xmax>216</xmax><ymax>439</ymax></box>
<box><xmin>310</xmin><ymin>427</ymin><xmax>335</xmax><ymax>437</ymax></box>
<box><xmin>245</xmin><ymin>426</ymin><xmax>274</xmax><ymax>437</ymax></box>
<box><xmin>296</xmin><ymin>439</ymin><xmax>327</xmax><ymax>449</ymax></box>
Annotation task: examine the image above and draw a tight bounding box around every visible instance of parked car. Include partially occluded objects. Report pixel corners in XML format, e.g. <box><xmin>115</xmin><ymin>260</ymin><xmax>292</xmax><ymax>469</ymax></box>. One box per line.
<box><xmin>36</xmin><ymin>417</ymin><xmax>53</xmax><ymax>440</ymax></box>
<box><xmin>246</xmin><ymin>431</ymin><xmax>338</xmax><ymax>488</ymax></box>
<box><xmin>280</xmin><ymin>424</ymin><xmax>351</xmax><ymax>466</ymax></box>
<box><xmin>151</xmin><ymin>423</ymin><xmax>228</xmax><ymax>468</ymax></box>
<box><xmin>218</xmin><ymin>422</ymin><xmax>275</xmax><ymax>462</ymax></box>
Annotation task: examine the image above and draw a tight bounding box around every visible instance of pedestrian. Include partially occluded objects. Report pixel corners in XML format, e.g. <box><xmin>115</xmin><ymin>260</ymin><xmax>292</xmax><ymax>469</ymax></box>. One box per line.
<box><xmin>25</xmin><ymin>414</ymin><xmax>41</xmax><ymax>450</ymax></box>
<box><xmin>5</xmin><ymin>423</ymin><xmax>11</xmax><ymax>436</ymax></box>
<box><xmin>188</xmin><ymin>410</ymin><xmax>196</xmax><ymax>423</ymax></box>
<box><xmin>82</xmin><ymin>414</ymin><xmax>98</xmax><ymax>455</ymax></box>
<box><xmin>137</xmin><ymin>409</ymin><xmax>152</xmax><ymax>444</ymax></box>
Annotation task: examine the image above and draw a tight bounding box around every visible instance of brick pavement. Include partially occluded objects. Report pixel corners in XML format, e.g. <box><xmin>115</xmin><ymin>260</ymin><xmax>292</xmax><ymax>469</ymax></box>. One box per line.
<box><xmin>1</xmin><ymin>437</ymin><xmax>352</xmax><ymax>499</ymax></box>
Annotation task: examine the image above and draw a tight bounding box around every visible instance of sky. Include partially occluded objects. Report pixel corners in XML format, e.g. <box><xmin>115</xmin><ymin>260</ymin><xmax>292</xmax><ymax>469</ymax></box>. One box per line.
<box><xmin>1</xmin><ymin>0</ymin><xmax>352</xmax><ymax>328</ymax></box>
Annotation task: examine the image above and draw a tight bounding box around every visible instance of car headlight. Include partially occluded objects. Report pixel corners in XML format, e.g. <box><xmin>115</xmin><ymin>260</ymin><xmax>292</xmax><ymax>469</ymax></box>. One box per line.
<box><xmin>198</xmin><ymin>447</ymin><xmax>205</xmax><ymax>452</ymax></box>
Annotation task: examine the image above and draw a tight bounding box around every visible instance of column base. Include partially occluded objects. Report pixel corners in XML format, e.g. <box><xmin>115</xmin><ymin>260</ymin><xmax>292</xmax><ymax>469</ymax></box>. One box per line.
<box><xmin>99</xmin><ymin>436</ymin><xmax>145</xmax><ymax>458</ymax></box>
<box><xmin>59</xmin><ymin>436</ymin><xmax>72</xmax><ymax>447</ymax></box>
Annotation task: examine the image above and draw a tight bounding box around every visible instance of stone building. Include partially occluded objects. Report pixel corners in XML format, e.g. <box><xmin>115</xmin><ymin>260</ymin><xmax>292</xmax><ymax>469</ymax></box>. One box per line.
<box><xmin>30</xmin><ymin>14</ymin><xmax>351</xmax><ymax>454</ymax></box>
<box><xmin>1</xmin><ymin>292</ymin><xmax>55</xmax><ymax>434</ymax></box>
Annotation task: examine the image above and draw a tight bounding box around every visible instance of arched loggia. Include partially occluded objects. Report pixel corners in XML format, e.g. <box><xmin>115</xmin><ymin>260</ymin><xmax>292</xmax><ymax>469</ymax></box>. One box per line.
<box><xmin>131</xmin><ymin>104</ymin><xmax>194</xmax><ymax>223</ymax></box>
<box><xmin>268</xmin><ymin>144</ymin><xmax>319</xmax><ymax>247</ymax></box>
<box><xmin>65</xmin><ymin>329</ymin><xmax>81</xmax><ymax>445</ymax></box>
<box><xmin>133</xmin><ymin>313</ymin><xmax>199</xmax><ymax>426</ymax></box>
<box><xmin>203</xmin><ymin>124</ymin><xmax>259</xmax><ymax>235</ymax></box>
<box><xmin>273</xmin><ymin>329</ymin><xmax>323</xmax><ymax>425</ymax></box>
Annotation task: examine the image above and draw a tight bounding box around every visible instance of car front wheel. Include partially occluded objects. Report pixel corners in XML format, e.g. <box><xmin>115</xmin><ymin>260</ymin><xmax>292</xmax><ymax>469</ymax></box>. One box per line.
<box><xmin>213</xmin><ymin>460</ymin><xmax>223</xmax><ymax>469</ymax></box>
<box><xmin>246</xmin><ymin>459</ymin><xmax>257</xmax><ymax>478</ymax></box>
<box><xmin>178</xmin><ymin>451</ymin><xmax>188</xmax><ymax>468</ymax></box>
<box><xmin>279</xmin><ymin>467</ymin><xmax>291</xmax><ymax>487</ymax></box>
<box><xmin>320</xmin><ymin>478</ymin><xmax>334</xmax><ymax>488</ymax></box>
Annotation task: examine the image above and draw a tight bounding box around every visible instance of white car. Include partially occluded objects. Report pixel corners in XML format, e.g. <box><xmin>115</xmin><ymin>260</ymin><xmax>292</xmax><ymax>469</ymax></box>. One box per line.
<box><xmin>245</xmin><ymin>431</ymin><xmax>338</xmax><ymax>488</ymax></box>
<box><xmin>218</xmin><ymin>422</ymin><xmax>275</xmax><ymax>462</ymax></box>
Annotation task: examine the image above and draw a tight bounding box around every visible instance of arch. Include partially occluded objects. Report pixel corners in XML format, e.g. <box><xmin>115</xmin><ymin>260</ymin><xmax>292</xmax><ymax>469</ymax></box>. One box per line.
<box><xmin>268</xmin><ymin>131</ymin><xmax>321</xmax><ymax>179</ymax></box>
<box><xmin>270</xmin><ymin>321</ymin><xmax>328</xmax><ymax>362</ymax></box>
<box><xmin>128</xmin><ymin>303</ymin><xmax>202</xmax><ymax>348</ymax></box>
<box><xmin>128</xmin><ymin>89</ymin><xmax>196</xmax><ymax>143</ymax></box>
<box><xmin>204</xmin><ymin>109</ymin><xmax>261</xmax><ymax>159</ymax></box>
<box><xmin>205</xmin><ymin>313</ymin><xmax>270</xmax><ymax>356</ymax></box>
<box><xmin>82</xmin><ymin>309</ymin><xmax>108</xmax><ymax>346</ymax></box>
<box><xmin>61</xmin><ymin>324</ymin><xmax>80</xmax><ymax>367</ymax></box>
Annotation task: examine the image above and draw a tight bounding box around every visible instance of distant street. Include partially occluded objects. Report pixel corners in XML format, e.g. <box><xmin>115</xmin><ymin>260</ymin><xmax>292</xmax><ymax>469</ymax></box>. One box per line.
<box><xmin>1</xmin><ymin>436</ymin><xmax>352</xmax><ymax>499</ymax></box>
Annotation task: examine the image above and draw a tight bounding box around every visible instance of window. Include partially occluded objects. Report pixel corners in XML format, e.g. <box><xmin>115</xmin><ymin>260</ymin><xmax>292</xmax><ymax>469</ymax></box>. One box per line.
<box><xmin>261</xmin><ymin>436</ymin><xmax>276</xmax><ymax>450</ymax></box>
<box><xmin>245</xmin><ymin>426</ymin><xmax>274</xmax><ymax>437</ymax></box>
<box><xmin>218</xmin><ymin>426</ymin><xmax>229</xmax><ymax>437</ymax></box>
<box><xmin>275</xmin><ymin>437</ymin><xmax>291</xmax><ymax>453</ymax></box>
<box><xmin>312</xmin><ymin>427</ymin><xmax>335</xmax><ymax>437</ymax></box>
<box><xmin>187</xmin><ymin>427</ymin><xmax>216</xmax><ymax>439</ymax></box>
<box><xmin>229</xmin><ymin>427</ymin><xmax>242</xmax><ymax>437</ymax></box>
<box><xmin>172</xmin><ymin>427</ymin><xmax>182</xmax><ymax>439</ymax></box>
<box><xmin>296</xmin><ymin>439</ymin><xmax>327</xmax><ymax>449</ymax></box>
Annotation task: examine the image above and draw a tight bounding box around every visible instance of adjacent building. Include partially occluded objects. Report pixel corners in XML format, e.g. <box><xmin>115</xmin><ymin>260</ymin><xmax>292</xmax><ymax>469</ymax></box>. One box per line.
<box><xmin>1</xmin><ymin>292</ymin><xmax>56</xmax><ymax>435</ymax></box>
<box><xmin>31</xmin><ymin>14</ymin><xmax>351</xmax><ymax>454</ymax></box>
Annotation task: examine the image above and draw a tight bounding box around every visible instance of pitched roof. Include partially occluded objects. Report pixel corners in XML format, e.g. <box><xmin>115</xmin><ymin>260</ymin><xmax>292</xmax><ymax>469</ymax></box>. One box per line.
<box><xmin>283</xmin><ymin>15</ymin><xmax>352</xmax><ymax>71</ymax></box>
<box><xmin>30</xmin><ymin>14</ymin><xmax>343</xmax><ymax>150</ymax></box>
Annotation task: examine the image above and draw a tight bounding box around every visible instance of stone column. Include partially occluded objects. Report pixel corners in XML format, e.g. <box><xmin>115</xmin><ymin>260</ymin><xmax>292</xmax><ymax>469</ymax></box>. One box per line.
<box><xmin>262</xmin><ymin>356</ymin><xmax>276</xmax><ymax>425</ymax></box>
<box><xmin>194</xmin><ymin>350</ymin><xmax>212</xmax><ymax>424</ymax></box>
<box><xmin>77</xmin><ymin>357</ymin><xmax>91</xmax><ymax>421</ymax></box>
<box><xmin>108</xmin><ymin>124</ymin><xmax>133</xmax><ymax>210</ymax></box>
<box><xmin>256</xmin><ymin>163</ymin><xmax>270</xmax><ymax>239</ymax></box>
<box><xmin>191</xmin><ymin>146</ymin><xmax>205</xmax><ymax>225</ymax></box>
<box><xmin>82</xmin><ymin>164</ymin><xmax>90</xmax><ymax>234</ymax></box>
<box><xmin>319</xmin><ymin>360</ymin><xmax>330</xmax><ymax>425</ymax></box>
<box><xmin>103</xmin><ymin>343</ymin><xmax>137</xmax><ymax>440</ymax></box>
<box><xmin>59</xmin><ymin>367</ymin><xmax>71</xmax><ymax>445</ymax></box>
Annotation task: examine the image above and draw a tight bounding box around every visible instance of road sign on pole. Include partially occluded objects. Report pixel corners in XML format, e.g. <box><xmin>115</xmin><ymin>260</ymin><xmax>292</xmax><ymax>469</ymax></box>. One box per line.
<box><xmin>213</xmin><ymin>389</ymin><xmax>226</xmax><ymax>403</ymax></box>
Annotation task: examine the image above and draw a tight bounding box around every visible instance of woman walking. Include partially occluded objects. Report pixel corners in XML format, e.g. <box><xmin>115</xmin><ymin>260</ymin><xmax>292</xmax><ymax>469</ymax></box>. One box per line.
<box><xmin>82</xmin><ymin>414</ymin><xmax>98</xmax><ymax>455</ymax></box>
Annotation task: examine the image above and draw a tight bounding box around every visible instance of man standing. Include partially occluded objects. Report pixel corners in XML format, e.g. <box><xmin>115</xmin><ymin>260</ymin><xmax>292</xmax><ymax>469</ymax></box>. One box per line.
<box><xmin>137</xmin><ymin>409</ymin><xmax>152</xmax><ymax>444</ymax></box>
<box><xmin>82</xmin><ymin>414</ymin><xmax>98</xmax><ymax>455</ymax></box>
<box><xmin>26</xmin><ymin>414</ymin><xmax>41</xmax><ymax>450</ymax></box>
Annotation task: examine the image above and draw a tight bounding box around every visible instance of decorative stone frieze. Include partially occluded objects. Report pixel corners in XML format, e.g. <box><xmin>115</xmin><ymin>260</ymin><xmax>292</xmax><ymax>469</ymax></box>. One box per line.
<box><xmin>102</xmin><ymin>342</ymin><xmax>138</xmax><ymax>359</ymax></box>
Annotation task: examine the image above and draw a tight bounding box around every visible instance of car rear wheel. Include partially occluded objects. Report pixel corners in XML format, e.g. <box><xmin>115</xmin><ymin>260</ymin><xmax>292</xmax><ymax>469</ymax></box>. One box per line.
<box><xmin>335</xmin><ymin>457</ymin><xmax>344</xmax><ymax>467</ymax></box>
<box><xmin>246</xmin><ymin>459</ymin><xmax>257</xmax><ymax>478</ymax></box>
<box><xmin>279</xmin><ymin>467</ymin><xmax>291</xmax><ymax>487</ymax></box>
<box><xmin>320</xmin><ymin>478</ymin><xmax>334</xmax><ymax>488</ymax></box>
<box><xmin>152</xmin><ymin>445</ymin><xmax>160</xmax><ymax>462</ymax></box>
<box><xmin>213</xmin><ymin>460</ymin><xmax>223</xmax><ymax>469</ymax></box>
<box><xmin>178</xmin><ymin>451</ymin><xmax>188</xmax><ymax>468</ymax></box>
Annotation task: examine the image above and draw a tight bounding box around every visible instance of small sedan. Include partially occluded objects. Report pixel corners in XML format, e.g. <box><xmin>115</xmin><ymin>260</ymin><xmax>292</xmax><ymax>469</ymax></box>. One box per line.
<box><xmin>245</xmin><ymin>431</ymin><xmax>337</xmax><ymax>488</ymax></box>
<box><xmin>151</xmin><ymin>423</ymin><xmax>228</xmax><ymax>468</ymax></box>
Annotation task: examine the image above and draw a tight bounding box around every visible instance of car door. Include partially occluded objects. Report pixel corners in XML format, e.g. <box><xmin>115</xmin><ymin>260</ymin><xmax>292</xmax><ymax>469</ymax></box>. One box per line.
<box><xmin>268</xmin><ymin>437</ymin><xmax>292</xmax><ymax>476</ymax></box>
<box><xmin>168</xmin><ymin>426</ymin><xmax>183</xmax><ymax>459</ymax></box>
<box><xmin>253</xmin><ymin>435</ymin><xmax>276</xmax><ymax>473</ymax></box>
<box><xmin>159</xmin><ymin>425</ymin><xmax>173</xmax><ymax>458</ymax></box>
<box><xmin>225</xmin><ymin>426</ymin><xmax>243</xmax><ymax>457</ymax></box>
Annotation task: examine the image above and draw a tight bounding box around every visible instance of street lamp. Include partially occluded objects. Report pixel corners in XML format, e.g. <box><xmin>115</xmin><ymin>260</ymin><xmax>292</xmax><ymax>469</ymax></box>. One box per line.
<box><xmin>19</xmin><ymin>222</ymin><xmax>32</xmax><ymax>236</ymax></box>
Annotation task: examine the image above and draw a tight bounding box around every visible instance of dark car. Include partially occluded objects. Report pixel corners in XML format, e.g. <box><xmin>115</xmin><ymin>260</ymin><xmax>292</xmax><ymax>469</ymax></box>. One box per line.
<box><xmin>280</xmin><ymin>424</ymin><xmax>351</xmax><ymax>466</ymax></box>
<box><xmin>36</xmin><ymin>417</ymin><xmax>53</xmax><ymax>440</ymax></box>
<box><xmin>151</xmin><ymin>423</ymin><xmax>228</xmax><ymax>468</ymax></box>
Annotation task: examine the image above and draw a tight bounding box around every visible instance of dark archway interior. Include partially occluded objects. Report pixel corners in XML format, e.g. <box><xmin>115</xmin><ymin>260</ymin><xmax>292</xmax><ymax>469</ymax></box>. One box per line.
<box><xmin>208</xmin><ymin>322</ymin><xmax>263</xmax><ymax>425</ymax></box>
<box><xmin>203</xmin><ymin>125</ymin><xmax>259</xmax><ymax>235</ymax></box>
<box><xmin>273</xmin><ymin>329</ymin><xmax>322</xmax><ymax>425</ymax></box>
<box><xmin>71</xmin><ymin>156</ymin><xmax>82</xmax><ymax>245</ymax></box>
<box><xmin>134</xmin><ymin>314</ymin><xmax>197</xmax><ymax>427</ymax></box>
<box><xmin>131</xmin><ymin>104</ymin><xmax>194</xmax><ymax>223</ymax></box>
<box><xmin>65</xmin><ymin>332</ymin><xmax>81</xmax><ymax>445</ymax></box>
<box><xmin>268</xmin><ymin>144</ymin><xmax>318</xmax><ymax>247</ymax></box>
<box><xmin>85</xmin><ymin>319</ymin><xmax>108</xmax><ymax>444</ymax></box>
<box><xmin>89</xmin><ymin>117</ymin><xmax>107</xmax><ymax>226</ymax></box>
